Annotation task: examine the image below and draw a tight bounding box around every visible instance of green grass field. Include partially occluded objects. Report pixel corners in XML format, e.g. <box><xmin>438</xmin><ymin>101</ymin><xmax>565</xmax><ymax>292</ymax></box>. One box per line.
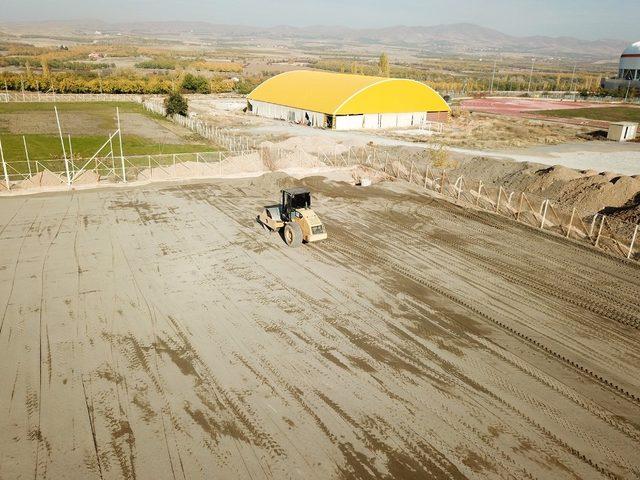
<box><xmin>537</xmin><ymin>106</ymin><xmax>640</xmax><ymax>123</ymax></box>
<box><xmin>0</xmin><ymin>102</ymin><xmax>219</xmax><ymax>174</ymax></box>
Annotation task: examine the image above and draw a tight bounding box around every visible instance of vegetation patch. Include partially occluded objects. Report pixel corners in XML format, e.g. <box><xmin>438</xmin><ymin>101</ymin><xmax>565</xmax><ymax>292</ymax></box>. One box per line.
<box><xmin>536</xmin><ymin>107</ymin><xmax>640</xmax><ymax>123</ymax></box>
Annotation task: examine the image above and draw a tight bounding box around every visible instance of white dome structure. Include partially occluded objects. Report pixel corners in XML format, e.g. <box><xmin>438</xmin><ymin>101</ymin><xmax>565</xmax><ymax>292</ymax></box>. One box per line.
<box><xmin>619</xmin><ymin>41</ymin><xmax>640</xmax><ymax>80</ymax></box>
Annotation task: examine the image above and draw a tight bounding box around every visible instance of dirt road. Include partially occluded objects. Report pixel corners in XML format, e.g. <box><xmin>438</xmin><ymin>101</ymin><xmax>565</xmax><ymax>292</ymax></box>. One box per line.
<box><xmin>0</xmin><ymin>174</ymin><xmax>639</xmax><ymax>479</ymax></box>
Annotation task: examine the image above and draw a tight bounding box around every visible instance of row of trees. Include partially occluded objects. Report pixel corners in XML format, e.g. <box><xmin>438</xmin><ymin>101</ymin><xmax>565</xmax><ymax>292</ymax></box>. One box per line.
<box><xmin>0</xmin><ymin>71</ymin><xmax>266</xmax><ymax>95</ymax></box>
<box><xmin>311</xmin><ymin>54</ymin><xmax>625</xmax><ymax>96</ymax></box>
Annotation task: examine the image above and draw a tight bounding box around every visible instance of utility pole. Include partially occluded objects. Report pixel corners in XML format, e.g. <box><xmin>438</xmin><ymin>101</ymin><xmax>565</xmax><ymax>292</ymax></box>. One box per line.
<box><xmin>569</xmin><ymin>63</ymin><xmax>577</xmax><ymax>101</ymax></box>
<box><xmin>527</xmin><ymin>58</ymin><xmax>536</xmax><ymax>94</ymax></box>
<box><xmin>490</xmin><ymin>58</ymin><xmax>497</xmax><ymax>94</ymax></box>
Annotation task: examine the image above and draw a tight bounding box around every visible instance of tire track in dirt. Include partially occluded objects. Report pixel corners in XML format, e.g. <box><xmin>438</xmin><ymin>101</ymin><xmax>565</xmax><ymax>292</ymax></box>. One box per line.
<box><xmin>324</xmin><ymin>201</ymin><xmax>633</xmax><ymax>399</ymax></box>
<box><xmin>169</xmin><ymin>184</ymin><xmax>620</xmax><ymax>480</ymax></box>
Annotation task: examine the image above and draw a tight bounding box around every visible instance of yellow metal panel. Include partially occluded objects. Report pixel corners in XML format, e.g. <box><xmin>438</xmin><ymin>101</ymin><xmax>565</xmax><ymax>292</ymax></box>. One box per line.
<box><xmin>335</xmin><ymin>79</ymin><xmax>450</xmax><ymax>115</ymax></box>
<box><xmin>248</xmin><ymin>70</ymin><xmax>450</xmax><ymax>115</ymax></box>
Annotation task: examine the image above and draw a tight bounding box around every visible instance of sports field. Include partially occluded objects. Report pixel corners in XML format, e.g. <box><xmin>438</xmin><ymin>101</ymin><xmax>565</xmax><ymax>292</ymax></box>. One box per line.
<box><xmin>0</xmin><ymin>102</ymin><xmax>216</xmax><ymax>173</ymax></box>
<box><xmin>536</xmin><ymin>106</ymin><xmax>640</xmax><ymax>123</ymax></box>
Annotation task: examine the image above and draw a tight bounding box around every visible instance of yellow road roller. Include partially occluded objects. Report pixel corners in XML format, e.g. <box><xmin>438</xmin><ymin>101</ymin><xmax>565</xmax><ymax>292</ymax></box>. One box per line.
<box><xmin>258</xmin><ymin>188</ymin><xmax>327</xmax><ymax>247</ymax></box>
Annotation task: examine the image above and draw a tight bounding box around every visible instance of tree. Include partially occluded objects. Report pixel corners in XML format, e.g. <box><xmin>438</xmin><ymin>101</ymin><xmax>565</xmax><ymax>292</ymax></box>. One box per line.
<box><xmin>165</xmin><ymin>91</ymin><xmax>188</xmax><ymax>116</ymax></box>
<box><xmin>181</xmin><ymin>73</ymin><xmax>210</xmax><ymax>93</ymax></box>
<box><xmin>379</xmin><ymin>52</ymin><xmax>390</xmax><ymax>77</ymax></box>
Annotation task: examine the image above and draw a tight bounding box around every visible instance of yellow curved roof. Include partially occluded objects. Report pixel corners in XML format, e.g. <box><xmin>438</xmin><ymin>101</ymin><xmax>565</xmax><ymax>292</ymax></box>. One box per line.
<box><xmin>248</xmin><ymin>70</ymin><xmax>450</xmax><ymax>115</ymax></box>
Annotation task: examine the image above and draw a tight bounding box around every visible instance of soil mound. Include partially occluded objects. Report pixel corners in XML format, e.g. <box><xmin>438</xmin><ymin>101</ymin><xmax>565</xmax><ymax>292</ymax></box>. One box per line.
<box><xmin>17</xmin><ymin>170</ymin><xmax>66</xmax><ymax>189</ymax></box>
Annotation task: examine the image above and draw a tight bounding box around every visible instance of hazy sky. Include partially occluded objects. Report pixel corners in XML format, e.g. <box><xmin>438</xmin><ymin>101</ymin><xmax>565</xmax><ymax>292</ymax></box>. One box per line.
<box><xmin>3</xmin><ymin>0</ymin><xmax>639</xmax><ymax>40</ymax></box>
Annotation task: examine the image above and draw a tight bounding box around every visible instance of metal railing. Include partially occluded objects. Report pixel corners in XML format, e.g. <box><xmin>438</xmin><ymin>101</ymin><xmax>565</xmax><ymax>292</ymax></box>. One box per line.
<box><xmin>0</xmin><ymin>92</ymin><xmax>150</xmax><ymax>103</ymax></box>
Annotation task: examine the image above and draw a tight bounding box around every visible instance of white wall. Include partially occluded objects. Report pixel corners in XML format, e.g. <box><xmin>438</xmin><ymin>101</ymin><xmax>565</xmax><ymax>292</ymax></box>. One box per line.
<box><xmin>335</xmin><ymin>112</ymin><xmax>432</xmax><ymax>130</ymax></box>
<box><xmin>335</xmin><ymin>115</ymin><xmax>365</xmax><ymax>130</ymax></box>
<box><xmin>248</xmin><ymin>100</ymin><xmax>443</xmax><ymax>131</ymax></box>
<box><xmin>248</xmin><ymin>100</ymin><xmax>326</xmax><ymax>127</ymax></box>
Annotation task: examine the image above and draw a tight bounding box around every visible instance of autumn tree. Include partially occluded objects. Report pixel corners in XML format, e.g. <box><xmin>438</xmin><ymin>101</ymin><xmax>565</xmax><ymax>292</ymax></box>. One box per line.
<box><xmin>379</xmin><ymin>52</ymin><xmax>390</xmax><ymax>77</ymax></box>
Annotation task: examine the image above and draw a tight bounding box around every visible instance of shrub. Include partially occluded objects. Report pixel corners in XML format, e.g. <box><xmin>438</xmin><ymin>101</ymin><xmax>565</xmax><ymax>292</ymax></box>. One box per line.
<box><xmin>181</xmin><ymin>73</ymin><xmax>210</xmax><ymax>94</ymax></box>
<box><xmin>165</xmin><ymin>91</ymin><xmax>188</xmax><ymax>116</ymax></box>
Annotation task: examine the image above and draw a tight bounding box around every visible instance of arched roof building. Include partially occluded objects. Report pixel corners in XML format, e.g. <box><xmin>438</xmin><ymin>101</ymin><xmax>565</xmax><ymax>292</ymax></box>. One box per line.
<box><xmin>247</xmin><ymin>70</ymin><xmax>450</xmax><ymax>130</ymax></box>
<box><xmin>620</xmin><ymin>41</ymin><xmax>640</xmax><ymax>80</ymax></box>
<box><xmin>603</xmin><ymin>40</ymin><xmax>640</xmax><ymax>91</ymax></box>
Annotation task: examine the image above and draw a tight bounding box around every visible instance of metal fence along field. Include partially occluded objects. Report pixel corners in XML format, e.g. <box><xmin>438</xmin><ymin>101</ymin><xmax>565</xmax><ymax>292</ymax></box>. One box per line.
<box><xmin>0</xmin><ymin>94</ymin><xmax>637</xmax><ymax>263</ymax></box>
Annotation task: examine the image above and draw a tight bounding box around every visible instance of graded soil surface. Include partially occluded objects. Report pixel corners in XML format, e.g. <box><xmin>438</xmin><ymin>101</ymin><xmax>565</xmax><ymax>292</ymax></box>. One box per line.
<box><xmin>0</xmin><ymin>174</ymin><xmax>639</xmax><ymax>479</ymax></box>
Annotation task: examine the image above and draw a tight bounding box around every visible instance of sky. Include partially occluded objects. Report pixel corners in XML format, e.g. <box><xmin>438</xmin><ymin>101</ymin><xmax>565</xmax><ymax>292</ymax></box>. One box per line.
<box><xmin>2</xmin><ymin>0</ymin><xmax>638</xmax><ymax>41</ymax></box>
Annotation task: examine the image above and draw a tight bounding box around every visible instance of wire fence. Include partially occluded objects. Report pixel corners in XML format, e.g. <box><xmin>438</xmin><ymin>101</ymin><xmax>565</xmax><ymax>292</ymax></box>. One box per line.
<box><xmin>448</xmin><ymin>91</ymin><xmax>640</xmax><ymax>105</ymax></box>
<box><xmin>0</xmin><ymin>94</ymin><xmax>637</xmax><ymax>261</ymax></box>
<box><xmin>347</xmin><ymin>148</ymin><xmax>639</xmax><ymax>261</ymax></box>
<box><xmin>142</xmin><ymin>98</ymin><xmax>257</xmax><ymax>152</ymax></box>
<box><xmin>0</xmin><ymin>92</ymin><xmax>148</xmax><ymax>103</ymax></box>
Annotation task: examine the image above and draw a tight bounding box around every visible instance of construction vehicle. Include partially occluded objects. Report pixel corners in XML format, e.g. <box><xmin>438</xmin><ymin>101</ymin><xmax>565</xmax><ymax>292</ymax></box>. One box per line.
<box><xmin>258</xmin><ymin>188</ymin><xmax>327</xmax><ymax>247</ymax></box>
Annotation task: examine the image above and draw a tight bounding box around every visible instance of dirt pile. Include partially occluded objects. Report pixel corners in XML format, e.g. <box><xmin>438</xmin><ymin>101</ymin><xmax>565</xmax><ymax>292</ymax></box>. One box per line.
<box><xmin>16</xmin><ymin>170</ymin><xmax>66</xmax><ymax>189</ymax></box>
<box><xmin>468</xmin><ymin>158</ymin><xmax>640</xmax><ymax>217</ymax></box>
<box><xmin>392</xmin><ymin>150</ymin><xmax>640</xmax><ymax>219</ymax></box>
<box><xmin>71</xmin><ymin>170</ymin><xmax>100</xmax><ymax>185</ymax></box>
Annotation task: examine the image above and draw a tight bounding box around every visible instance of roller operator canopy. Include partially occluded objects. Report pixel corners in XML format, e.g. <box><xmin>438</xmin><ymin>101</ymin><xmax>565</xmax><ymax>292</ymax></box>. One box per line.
<box><xmin>248</xmin><ymin>70</ymin><xmax>450</xmax><ymax>116</ymax></box>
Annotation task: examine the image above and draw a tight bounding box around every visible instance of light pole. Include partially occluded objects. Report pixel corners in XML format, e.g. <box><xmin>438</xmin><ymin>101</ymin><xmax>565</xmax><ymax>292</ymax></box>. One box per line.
<box><xmin>527</xmin><ymin>58</ymin><xmax>536</xmax><ymax>94</ymax></box>
<box><xmin>569</xmin><ymin>63</ymin><xmax>577</xmax><ymax>101</ymax></box>
<box><xmin>490</xmin><ymin>58</ymin><xmax>497</xmax><ymax>94</ymax></box>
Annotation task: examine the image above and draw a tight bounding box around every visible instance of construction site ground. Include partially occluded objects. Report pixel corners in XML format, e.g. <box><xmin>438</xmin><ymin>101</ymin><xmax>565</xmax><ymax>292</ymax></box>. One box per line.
<box><xmin>1</xmin><ymin>173</ymin><xmax>639</xmax><ymax>479</ymax></box>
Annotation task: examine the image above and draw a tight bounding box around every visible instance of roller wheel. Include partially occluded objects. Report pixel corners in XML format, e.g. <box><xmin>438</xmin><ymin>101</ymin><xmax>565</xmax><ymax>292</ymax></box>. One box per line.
<box><xmin>284</xmin><ymin>222</ymin><xmax>303</xmax><ymax>247</ymax></box>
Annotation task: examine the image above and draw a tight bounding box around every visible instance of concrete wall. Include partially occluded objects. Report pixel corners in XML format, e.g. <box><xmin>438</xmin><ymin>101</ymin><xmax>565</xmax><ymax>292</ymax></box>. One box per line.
<box><xmin>608</xmin><ymin>123</ymin><xmax>638</xmax><ymax>142</ymax></box>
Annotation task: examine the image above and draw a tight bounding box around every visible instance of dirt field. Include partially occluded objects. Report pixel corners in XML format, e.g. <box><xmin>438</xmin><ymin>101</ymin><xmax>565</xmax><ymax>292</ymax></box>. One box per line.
<box><xmin>460</xmin><ymin>98</ymin><xmax>625</xmax><ymax>129</ymax></box>
<box><xmin>461</xmin><ymin>98</ymin><xmax>610</xmax><ymax>116</ymax></box>
<box><xmin>0</xmin><ymin>173</ymin><xmax>638</xmax><ymax>479</ymax></box>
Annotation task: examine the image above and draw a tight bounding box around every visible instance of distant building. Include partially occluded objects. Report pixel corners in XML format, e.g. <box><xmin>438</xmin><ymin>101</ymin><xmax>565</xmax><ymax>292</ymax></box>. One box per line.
<box><xmin>602</xmin><ymin>41</ymin><xmax>640</xmax><ymax>92</ymax></box>
<box><xmin>246</xmin><ymin>70</ymin><xmax>450</xmax><ymax>130</ymax></box>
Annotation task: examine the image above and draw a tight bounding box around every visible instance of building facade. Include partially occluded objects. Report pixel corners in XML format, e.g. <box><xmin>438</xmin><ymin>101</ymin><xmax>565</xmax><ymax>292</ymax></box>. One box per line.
<box><xmin>247</xmin><ymin>70</ymin><xmax>450</xmax><ymax>131</ymax></box>
<box><xmin>602</xmin><ymin>41</ymin><xmax>640</xmax><ymax>92</ymax></box>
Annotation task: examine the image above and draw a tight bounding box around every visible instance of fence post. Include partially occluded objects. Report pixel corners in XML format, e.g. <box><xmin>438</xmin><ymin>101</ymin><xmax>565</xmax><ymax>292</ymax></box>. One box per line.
<box><xmin>540</xmin><ymin>199</ymin><xmax>549</xmax><ymax>229</ymax></box>
<box><xmin>516</xmin><ymin>193</ymin><xmax>524</xmax><ymax>221</ymax></box>
<box><xmin>0</xmin><ymin>139</ymin><xmax>9</xmax><ymax>189</ymax></box>
<box><xmin>456</xmin><ymin>176</ymin><xmax>463</xmax><ymax>201</ymax></box>
<box><xmin>595</xmin><ymin>215</ymin><xmax>605</xmax><ymax>247</ymax></box>
<box><xmin>565</xmin><ymin>206</ymin><xmax>576</xmax><ymax>238</ymax></box>
<box><xmin>496</xmin><ymin>186</ymin><xmax>502</xmax><ymax>212</ymax></box>
<box><xmin>628</xmin><ymin>225</ymin><xmax>639</xmax><ymax>259</ymax></box>
<box><xmin>116</xmin><ymin>107</ymin><xmax>126</xmax><ymax>182</ymax></box>
<box><xmin>475</xmin><ymin>181</ymin><xmax>483</xmax><ymax>206</ymax></box>
<box><xmin>54</xmin><ymin>106</ymin><xmax>71</xmax><ymax>185</ymax></box>
<box><xmin>589</xmin><ymin>214</ymin><xmax>599</xmax><ymax>238</ymax></box>
<box><xmin>23</xmin><ymin>135</ymin><xmax>32</xmax><ymax>177</ymax></box>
